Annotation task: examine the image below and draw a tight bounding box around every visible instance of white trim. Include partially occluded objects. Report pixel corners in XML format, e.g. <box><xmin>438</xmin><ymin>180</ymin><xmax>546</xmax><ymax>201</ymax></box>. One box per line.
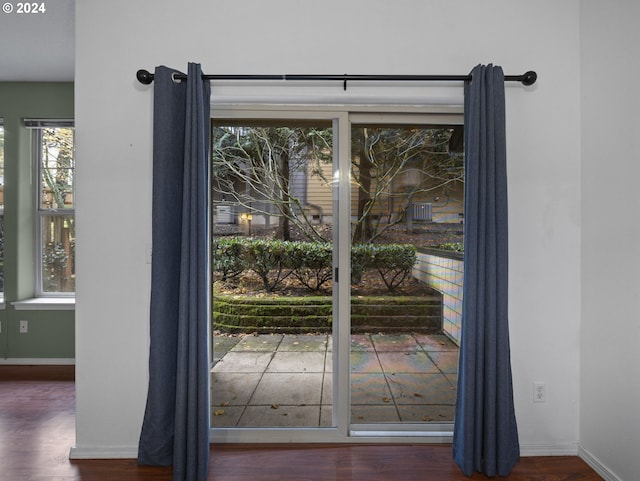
<box><xmin>519</xmin><ymin>442</ymin><xmax>579</xmax><ymax>456</ymax></box>
<box><xmin>0</xmin><ymin>358</ymin><xmax>75</xmax><ymax>365</ymax></box>
<box><xmin>33</xmin><ymin>124</ymin><xmax>76</xmax><ymax>297</ymax></box>
<box><xmin>578</xmin><ymin>445</ymin><xmax>624</xmax><ymax>481</ymax></box>
<box><xmin>23</xmin><ymin>118</ymin><xmax>74</xmax><ymax>128</ymax></box>
<box><xmin>65</xmin><ymin>440</ymin><xmax>628</xmax><ymax>472</ymax></box>
<box><xmin>208</xmin><ymin>81</ymin><xmax>463</xmax><ymax>109</ymax></box>
<box><xmin>69</xmin><ymin>446</ymin><xmax>138</xmax><ymax>460</ymax></box>
<box><xmin>212</xmin><ymin>95</ymin><xmax>464</xmax><ymax>107</ymax></box>
<box><xmin>11</xmin><ymin>297</ymin><xmax>75</xmax><ymax>310</ymax></box>
<box><xmin>210</xmin><ymin>428</ymin><xmax>453</xmax><ymax>444</ymax></box>
<box><xmin>212</xmin><ymin>102</ymin><xmax>463</xmax><ymax>118</ymax></box>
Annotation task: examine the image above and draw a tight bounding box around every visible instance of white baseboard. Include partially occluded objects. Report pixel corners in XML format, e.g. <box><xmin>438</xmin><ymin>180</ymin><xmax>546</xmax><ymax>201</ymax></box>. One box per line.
<box><xmin>520</xmin><ymin>442</ymin><xmax>579</xmax><ymax>456</ymax></box>
<box><xmin>69</xmin><ymin>445</ymin><xmax>139</xmax><ymax>459</ymax></box>
<box><xmin>66</xmin><ymin>441</ymin><xmax>624</xmax><ymax>475</ymax></box>
<box><xmin>0</xmin><ymin>358</ymin><xmax>75</xmax><ymax>365</ymax></box>
<box><xmin>578</xmin><ymin>445</ymin><xmax>623</xmax><ymax>481</ymax></box>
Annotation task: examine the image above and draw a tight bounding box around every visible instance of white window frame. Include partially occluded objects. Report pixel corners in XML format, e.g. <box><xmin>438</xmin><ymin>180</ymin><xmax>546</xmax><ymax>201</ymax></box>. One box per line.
<box><xmin>29</xmin><ymin>119</ymin><xmax>75</xmax><ymax>298</ymax></box>
<box><xmin>0</xmin><ymin>119</ymin><xmax>4</xmax><ymax>307</ymax></box>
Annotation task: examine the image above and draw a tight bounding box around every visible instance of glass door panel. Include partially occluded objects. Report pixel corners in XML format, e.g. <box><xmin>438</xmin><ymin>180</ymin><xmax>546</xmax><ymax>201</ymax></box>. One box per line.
<box><xmin>349</xmin><ymin>122</ymin><xmax>463</xmax><ymax>427</ymax></box>
<box><xmin>210</xmin><ymin>120</ymin><xmax>335</xmax><ymax>428</ymax></box>
<box><xmin>208</xmin><ymin>111</ymin><xmax>463</xmax><ymax>441</ymax></box>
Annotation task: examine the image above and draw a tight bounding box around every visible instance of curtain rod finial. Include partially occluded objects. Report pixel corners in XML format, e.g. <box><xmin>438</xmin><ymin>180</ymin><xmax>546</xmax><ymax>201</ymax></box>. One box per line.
<box><xmin>136</xmin><ymin>69</ymin><xmax>154</xmax><ymax>85</ymax></box>
<box><xmin>522</xmin><ymin>71</ymin><xmax>537</xmax><ymax>86</ymax></box>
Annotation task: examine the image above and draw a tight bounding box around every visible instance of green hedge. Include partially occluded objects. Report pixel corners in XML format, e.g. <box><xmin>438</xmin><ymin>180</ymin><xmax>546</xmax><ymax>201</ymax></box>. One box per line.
<box><xmin>285</xmin><ymin>242</ymin><xmax>333</xmax><ymax>292</ymax></box>
<box><xmin>212</xmin><ymin>238</ymin><xmax>416</xmax><ymax>293</ymax></box>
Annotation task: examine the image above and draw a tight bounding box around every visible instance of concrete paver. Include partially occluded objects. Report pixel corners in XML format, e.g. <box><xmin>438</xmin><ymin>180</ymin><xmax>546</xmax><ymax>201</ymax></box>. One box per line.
<box><xmin>211</xmin><ymin>333</ymin><xmax>459</xmax><ymax>428</ymax></box>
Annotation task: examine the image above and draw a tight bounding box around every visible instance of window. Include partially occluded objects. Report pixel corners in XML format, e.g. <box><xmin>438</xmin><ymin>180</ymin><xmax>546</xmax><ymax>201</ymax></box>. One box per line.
<box><xmin>0</xmin><ymin>121</ymin><xmax>4</xmax><ymax>297</ymax></box>
<box><xmin>30</xmin><ymin>121</ymin><xmax>75</xmax><ymax>295</ymax></box>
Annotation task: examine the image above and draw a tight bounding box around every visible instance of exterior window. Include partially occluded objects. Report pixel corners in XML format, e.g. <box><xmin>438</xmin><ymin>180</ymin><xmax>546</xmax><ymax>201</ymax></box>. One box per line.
<box><xmin>35</xmin><ymin>124</ymin><xmax>75</xmax><ymax>295</ymax></box>
<box><xmin>0</xmin><ymin>121</ymin><xmax>4</xmax><ymax>295</ymax></box>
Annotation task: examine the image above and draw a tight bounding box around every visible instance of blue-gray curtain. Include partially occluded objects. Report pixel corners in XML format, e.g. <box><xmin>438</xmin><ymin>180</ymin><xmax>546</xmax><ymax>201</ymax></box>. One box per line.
<box><xmin>138</xmin><ymin>63</ymin><xmax>211</xmax><ymax>481</ymax></box>
<box><xmin>453</xmin><ymin>64</ymin><xmax>520</xmax><ymax>477</ymax></box>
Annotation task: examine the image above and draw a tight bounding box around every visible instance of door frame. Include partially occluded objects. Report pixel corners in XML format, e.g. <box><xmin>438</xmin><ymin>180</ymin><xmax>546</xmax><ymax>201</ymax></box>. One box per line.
<box><xmin>209</xmin><ymin>104</ymin><xmax>462</xmax><ymax>444</ymax></box>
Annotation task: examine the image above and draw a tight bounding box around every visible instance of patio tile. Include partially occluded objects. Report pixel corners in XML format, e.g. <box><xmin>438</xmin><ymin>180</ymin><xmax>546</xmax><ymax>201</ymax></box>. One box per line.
<box><xmin>211</xmin><ymin>351</ymin><xmax>273</xmax><ymax>373</ymax></box>
<box><xmin>266</xmin><ymin>351</ymin><xmax>327</xmax><ymax>373</ymax></box>
<box><xmin>231</xmin><ymin>334</ymin><xmax>283</xmax><ymax>352</ymax></box>
<box><xmin>350</xmin><ymin>334</ymin><xmax>375</xmax><ymax>351</ymax></box>
<box><xmin>350</xmin><ymin>373</ymin><xmax>392</xmax><ymax>405</ymax></box>
<box><xmin>250</xmin><ymin>372</ymin><xmax>324</xmax><ymax>405</ymax></box>
<box><xmin>325</xmin><ymin>352</ymin><xmax>333</xmax><ymax>373</ymax></box>
<box><xmin>377</xmin><ymin>351</ymin><xmax>439</xmax><ymax>374</ymax></box>
<box><xmin>351</xmin><ymin>405</ymin><xmax>400</xmax><ymax>423</ymax></box>
<box><xmin>211</xmin><ymin>372</ymin><xmax>262</xmax><ymax>406</ymax></box>
<box><xmin>350</xmin><ymin>351</ymin><xmax>383</xmax><ymax>373</ymax></box>
<box><xmin>445</xmin><ymin>373</ymin><xmax>458</xmax><ymax>387</ymax></box>
<box><xmin>397</xmin><ymin>404</ymin><xmax>455</xmax><ymax>423</ymax></box>
<box><xmin>211</xmin><ymin>405</ymin><xmax>245</xmax><ymax>427</ymax></box>
<box><xmin>209</xmin><ymin>333</ymin><xmax>460</xmax><ymax>430</ymax></box>
<box><xmin>414</xmin><ymin>334</ymin><xmax>458</xmax><ymax>352</ymax></box>
<box><xmin>370</xmin><ymin>334</ymin><xmax>422</xmax><ymax>352</ymax></box>
<box><xmin>321</xmin><ymin>373</ymin><xmax>333</xmax><ymax>404</ymax></box>
<box><xmin>213</xmin><ymin>335</ymin><xmax>241</xmax><ymax>359</ymax></box>
<box><xmin>319</xmin><ymin>405</ymin><xmax>334</xmax><ymax>427</ymax></box>
<box><xmin>427</xmin><ymin>351</ymin><xmax>459</xmax><ymax>374</ymax></box>
<box><xmin>385</xmin><ymin>373</ymin><xmax>457</xmax><ymax>404</ymax></box>
<box><xmin>237</xmin><ymin>405</ymin><xmax>322</xmax><ymax>427</ymax></box>
<box><xmin>278</xmin><ymin>334</ymin><xmax>328</xmax><ymax>351</ymax></box>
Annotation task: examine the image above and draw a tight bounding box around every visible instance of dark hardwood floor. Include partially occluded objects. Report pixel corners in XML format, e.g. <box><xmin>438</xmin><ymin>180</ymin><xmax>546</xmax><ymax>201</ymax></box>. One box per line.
<box><xmin>0</xmin><ymin>365</ymin><xmax>603</xmax><ymax>481</ymax></box>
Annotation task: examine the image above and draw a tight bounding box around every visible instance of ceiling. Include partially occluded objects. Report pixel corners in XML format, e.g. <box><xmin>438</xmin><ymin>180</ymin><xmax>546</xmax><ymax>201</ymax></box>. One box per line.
<box><xmin>0</xmin><ymin>0</ymin><xmax>75</xmax><ymax>81</ymax></box>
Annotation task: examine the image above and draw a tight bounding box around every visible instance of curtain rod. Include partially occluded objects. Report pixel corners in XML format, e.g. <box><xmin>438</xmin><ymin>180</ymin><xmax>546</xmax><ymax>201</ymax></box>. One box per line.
<box><xmin>135</xmin><ymin>69</ymin><xmax>537</xmax><ymax>89</ymax></box>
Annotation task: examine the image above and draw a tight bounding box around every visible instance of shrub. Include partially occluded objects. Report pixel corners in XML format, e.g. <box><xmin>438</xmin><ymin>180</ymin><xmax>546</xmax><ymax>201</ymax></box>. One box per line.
<box><xmin>285</xmin><ymin>242</ymin><xmax>333</xmax><ymax>292</ymax></box>
<box><xmin>212</xmin><ymin>238</ymin><xmax>245</xmax><ymax>281</ymax></box>
<box><xmin>212</xmin><ymin>237</ymin><xmax>417</xmax><ymax>293</ymax></box>
<box><xmin>350</xmin><ymin>244</ymin><xmax>375</xmax><ymax>284</ymax></box>
<box><xmin>368</xmin><ymin>244</ymin><xmax>417</xmax><ymax>291</ymax></box>
<box><xmin>242</xmin><ymin>238</ymin><xmax>293</xmax><ymax>292</ymax></box>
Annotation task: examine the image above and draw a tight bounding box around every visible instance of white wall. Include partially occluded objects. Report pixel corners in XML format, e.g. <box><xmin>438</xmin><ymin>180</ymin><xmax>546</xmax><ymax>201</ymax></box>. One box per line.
<box><xmin>74</xmin><ymin>0</ymin><xmax>582</xmax><ymax>457</ymax></box>
<box><xmin>580</xmin><ymin>2</ymin><xmax>640</xmax><ymax>480</ymax></box>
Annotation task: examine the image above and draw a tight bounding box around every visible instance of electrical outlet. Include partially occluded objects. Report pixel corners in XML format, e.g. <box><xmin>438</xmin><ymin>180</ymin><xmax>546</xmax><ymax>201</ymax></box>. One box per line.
<box><xmin>533</xmin><ymin>383</ymin><xmax>546</xmax><ymax>403</ymax></box>
<box><xmin>19</xmin><ymin>320</ymin><xmax>29</xmax><ymax>334</ymax></box>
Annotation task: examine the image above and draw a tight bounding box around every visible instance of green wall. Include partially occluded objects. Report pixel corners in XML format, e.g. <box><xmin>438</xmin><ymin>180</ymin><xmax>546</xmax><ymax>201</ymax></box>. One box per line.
<box><xmin>0</xmin><ymin>83</ymin><xmax>75</xmax><ymax>360</ymax></box>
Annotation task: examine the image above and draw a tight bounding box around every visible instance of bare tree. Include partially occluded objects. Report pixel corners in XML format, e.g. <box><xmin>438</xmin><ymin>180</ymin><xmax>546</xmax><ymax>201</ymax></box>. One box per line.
<box><xmin>212</xmin><ymin>126</ymin><xmax>332</xmax><ymax>242</ymax></box>
<box><xmin>40</xmin><ymin>127</ymin><xmax>75</xmax><ymax>292</ymax></box>
<box><xmin>351</xmin><ymin>126</ymin><xmax>463</xmax><ymax>243</ymax></box>
<box><xmin>41</xmin><ymin>127</ymin><xmax>74</xmax><ymax>208</ymax></box>
<box><xmin>211</xmin><ymin>124</ymin><xmax>463</xmax><ymax>244</ymax></box>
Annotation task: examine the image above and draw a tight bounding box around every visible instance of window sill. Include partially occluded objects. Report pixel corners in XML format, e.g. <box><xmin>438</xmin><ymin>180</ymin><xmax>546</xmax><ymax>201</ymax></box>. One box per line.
<box><xmin>11</xmin><ymin>298</ymin><xmax>75</xmax><ymax>311</ymax></box>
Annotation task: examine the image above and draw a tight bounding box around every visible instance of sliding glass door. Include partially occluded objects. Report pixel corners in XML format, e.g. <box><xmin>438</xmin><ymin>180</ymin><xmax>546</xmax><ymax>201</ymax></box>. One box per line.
<box><xmin>210</xmin><ymin>117</ymin><xmax>337</xmax><ymax>431</ymax></box>
<box><xmin>209</xmin><ymin>108</ymin><xmax>462</xmax><ymax>443</ymax></box>
<box><xmin>348</xmin><ymin>117</ymin><xmax>462</xmax><ymax>435</ymax></box>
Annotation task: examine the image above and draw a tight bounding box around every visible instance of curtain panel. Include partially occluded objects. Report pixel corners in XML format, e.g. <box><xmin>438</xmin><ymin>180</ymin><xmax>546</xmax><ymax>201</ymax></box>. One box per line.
<box><xmin>138</xmin><ymin>63</ymin><xmax>211</xmax><ymax>481</ymax></box>
<box><xmin>452</xmin><ymin>64</ymin><xmax>520</xmax><ymax>477</ymax></box>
